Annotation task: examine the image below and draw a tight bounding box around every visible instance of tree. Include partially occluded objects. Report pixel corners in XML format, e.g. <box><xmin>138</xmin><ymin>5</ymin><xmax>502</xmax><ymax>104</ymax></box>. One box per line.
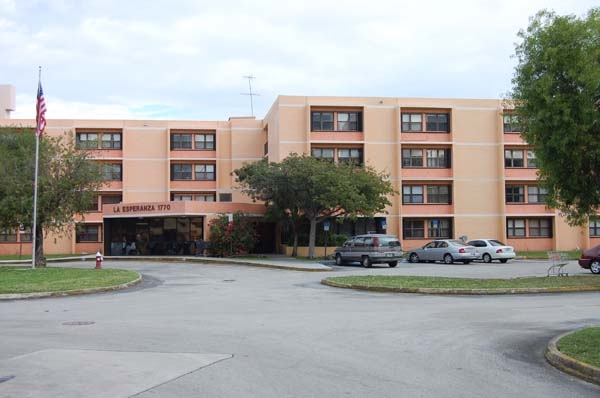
<box><xmin>234</xmin><ymin>154</ymin><xmax>395</xmax><ymax>258</ymax></box>
<box><xmin>0</xmin><ymin>127</ymin><xmax>103</xmax><ymax>267</ymax></box>
<box><xmin>509</xmin><ymin>8</ymin><xmax>600</xmax><ymax>225</ymax></box>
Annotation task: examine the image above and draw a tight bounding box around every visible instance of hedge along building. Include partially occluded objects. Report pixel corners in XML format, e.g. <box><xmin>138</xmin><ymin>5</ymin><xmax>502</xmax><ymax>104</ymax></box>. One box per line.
<box><xmin>0</xmin><ymin>84</ymin><xmax>595</xmax><ymax>256</ymax></box>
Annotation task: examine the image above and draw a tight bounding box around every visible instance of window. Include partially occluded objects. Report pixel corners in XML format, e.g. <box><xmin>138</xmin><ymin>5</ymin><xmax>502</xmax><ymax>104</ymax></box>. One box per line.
<box><xmin>101</xmin><ymin>133</ymin><xmax>122</xmax><ymax>149</ymax></box>
<box><xmin>195</xmin><ymin>164</ymin><xmax>215</xmax><ymax>181</ymax></box>
<box><xmin>402</xmin><ymin>149</ymin><xmax>423</xmax><ymax>167</ymax></box>
<box><xmin>505</xmin><ymin>185</ymin><xmax>525</xmax><ymax>203</ymax></box>
<box><xmin>101</xmin><ymin>195</ymin><xmax>122</xmax><ymax>205</ymax></box>
<box><xmin>426</xmin><ymin>114</ymin><xmax>449</xmax><ymax>132</ymax></box>
<box><xmin>403</xmin><ymin>185</ymin><xmax>424</xmax><ymax>204</ymax></box>
<box><xmin>403</xmin><ymin>220</ymin><xmax>425</xmax><ymax>239</ymax></box>
<box><xmin>76</xmin><ymin>133</ymin><xmax>98</xmax><ymax>149</ymax></box>
<box><xmin>427</xmin><ymin>185</ymin><xmax>451</xmax><ymax>204</ymax></box>
<box><xmin>85</xmin><ymin>195</ymin><xmax>99</xmax><ymax>212</ymax></box>
<box><xmin>338</xmin><ymin>148</ymin><xmax>363</xmax><ymax>165</ymax></box>
<box><xmin>219</xmin><ymin>193</ymin><xmax>232</xmax><ymax>202</ymax></box>
<box><xmin>171</xmin><ymin>164</ymin><xmax>193</xmax><ymax>180</ymax></box>
<box><xmin>527</xmin><ymin>186</ymin><xmax>548</xmax><ymax>203</ymax></box>
<box><xmin>196</xmin><ymin>193</ymin><xmax>216</xmax><ymax>202</ymax></box>
<box><xmin>312</xmin><ymin>148</ymin><xmax>334</xmax><ymax>162</ymax></box>
<box><xmin>507</xmin><ymin>218</ymin><xmax>526</xmax><ymax>237</ymax></box>
<box><xmin>76</xmin><ymin>131</ymin><xmax>122</xmax><ymax>150</ymax></box>
<box><xmin>401</xmin><ymin>113</ymin><xmax>422</xmax><ymax>131</ymax></box>
<box><xmin>172</xmin><ymin>194</ymin><xmax>193</xmax><ymax>201</ymax></box>
<box><xmin>171</xmin><ymin>133</ymin><xmax>193</xmax><ymax>149</ymax></box>
<box><xmin>195</xmin><ymin>134</ymin><xmax>215</xmax><ymax>150</ymax></box>
<box><xmin>102</xmin><ymin>163</ymin><xmax>122</xmax><ymax>181</ymax></box>
<box><xmin>529</xmin><ymin>218</ymin><xmax>552</xmax><ymax>237</ymax></box>
<box><xmin>505</xmin><ymin>149</ymin><xmax>524</xmax><ymax>168</ymax></box>
<box><xmin>527</xmin><ymin>150</ymin><xmax>537</xmax><ymax>168</ymax></box>
<box><xmin>311</xmin><ymin>112</ymin><xmax>334</xmax><ymax>131</ymax></box>
<box><xmin>426</xmin><ymin>149</ymin><xmax>451</xmax><ymax>168</ymax></box>
<box><xmin>337</xmin><ymin>112</ymin><xmax>360</xmax><ymax>131</ymax></box>
<box><xmin>428</xmin><ymin>219</ymin><xmax>451</xmax><ymax>238</ymax></box>
<box><xmin>76</xmin><ymin>225</ymin><xmax>100</xmax><ymax>242</ymax></box>
<box><xmin>590</xmin><ymin>219</ymin><xmax>600</xmax><ymax>237</ymax></box>
<box><xmin>503</xmin><ymin>114</ymin><xmax>520</xmax><ymax>132</ymax></box>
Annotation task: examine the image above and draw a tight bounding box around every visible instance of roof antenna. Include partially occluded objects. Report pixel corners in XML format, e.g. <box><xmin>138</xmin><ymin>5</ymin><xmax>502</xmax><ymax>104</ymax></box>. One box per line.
<box><xmin>241</xmin><ymin>75</ymin><xmax>259</xmax><ymax>116</ymax></box>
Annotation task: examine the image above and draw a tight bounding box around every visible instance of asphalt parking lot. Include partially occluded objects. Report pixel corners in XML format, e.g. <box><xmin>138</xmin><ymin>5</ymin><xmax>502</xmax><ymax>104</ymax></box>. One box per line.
<box><xmin>1</xmin><ymin>258</ymin><xmax>599</xmax><ymax>397</ymax></box>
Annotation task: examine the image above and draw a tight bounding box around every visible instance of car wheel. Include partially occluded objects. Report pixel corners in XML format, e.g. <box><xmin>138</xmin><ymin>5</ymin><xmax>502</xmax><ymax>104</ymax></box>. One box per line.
<box><xmin>443</xmin><ymin>254</ymin><xmax>453</xmax><ymax>264</ymax></box>
<box><xmin>409</xmin><ymin>253</ymin><xmax>419</xmax><ymax>263</ymax></box>
<box><xmin>482</xmin><ymin>253</ymin><xmax>492</xmax><ymax>263</ymax></box>
<box><xmin>361</xmin><ymin>256</ymin><xmax>372</xmax><ymax>268</ymax></box>
<box><xmin>335</xmin><ymin>253</ymin><xmax>344</xmax><ymax>266</ymax></box>
<box><xmin>388</xmin><ymin>261</ymin><xmax>398</xmax><ymax>267</ymax></box>
<box><xmin>499</xmin><ymin>259</ymin><xmax>508</xmax><ymax>264</ymax></box>
<box><xmin>590</xmin><ymin>260</ymin><xmax>600</xmax><ymax>274</ymax></box>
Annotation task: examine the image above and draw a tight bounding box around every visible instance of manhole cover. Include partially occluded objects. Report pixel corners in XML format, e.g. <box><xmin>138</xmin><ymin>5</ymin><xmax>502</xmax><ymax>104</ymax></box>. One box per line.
<box><xmin>62</xmin><ymin>321</ymin><xmax>95</xmax><ymax>326</ymax></box>
<box><xmin>0</xmin><ymin>375</ymin><xmax>15</xmax><ymax>384</ymax></box>
<box><xmin>223</xmin><ymin>279</ymin><xmax>235</xmax><ymax>282</ymax></box>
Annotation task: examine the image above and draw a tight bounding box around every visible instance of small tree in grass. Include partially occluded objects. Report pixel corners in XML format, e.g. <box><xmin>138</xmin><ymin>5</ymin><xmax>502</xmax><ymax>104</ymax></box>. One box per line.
<box><xmin>208</xmin><ymin>211</ymin><xmax>258</xmax><ymax>257</ymax></box>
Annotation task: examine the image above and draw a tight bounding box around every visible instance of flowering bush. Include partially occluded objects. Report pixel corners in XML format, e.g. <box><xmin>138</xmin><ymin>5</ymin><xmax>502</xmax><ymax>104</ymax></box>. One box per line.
<box><xmin>208</xmin><ymin>212</ymin><xmax>258</xmax><ymax>257</ymax></box>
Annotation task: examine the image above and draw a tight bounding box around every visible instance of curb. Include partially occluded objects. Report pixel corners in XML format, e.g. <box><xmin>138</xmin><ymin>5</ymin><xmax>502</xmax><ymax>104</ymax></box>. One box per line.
<box><xmin>0</xmin><ymin>272</ymin><xmax>143</xmax><ymax>301</ymax></box>
<box><xmin>545</xmin><ymin>329</ymin><xmax>600</xmax><ymax>386</ymax></box>
<box><xmin>320</xmin><ymin>279</ymin><xmax>600</xmax><ymax>295</ymax></box>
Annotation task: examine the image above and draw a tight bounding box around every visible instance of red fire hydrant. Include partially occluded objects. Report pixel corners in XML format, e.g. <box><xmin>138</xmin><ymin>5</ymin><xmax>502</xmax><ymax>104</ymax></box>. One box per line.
<box><xmin>95</xmin><ymin>251</ymin><xmax>103</xmax><ymax>269</ymax></box>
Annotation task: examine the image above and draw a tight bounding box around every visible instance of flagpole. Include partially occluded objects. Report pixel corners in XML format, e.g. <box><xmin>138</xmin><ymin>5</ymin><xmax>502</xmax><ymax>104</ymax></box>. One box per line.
<box><xmin>32</xmin><ymin>66</ymin><xmax>41</xmax><ymax>269</ymax></box>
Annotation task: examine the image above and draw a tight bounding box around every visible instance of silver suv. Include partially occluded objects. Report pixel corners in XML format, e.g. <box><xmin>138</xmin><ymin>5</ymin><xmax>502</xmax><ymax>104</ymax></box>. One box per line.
<box><xmin>333</xmin><ymin>234</ymin><xmax>403</xmax><ymax>267</ymax></box>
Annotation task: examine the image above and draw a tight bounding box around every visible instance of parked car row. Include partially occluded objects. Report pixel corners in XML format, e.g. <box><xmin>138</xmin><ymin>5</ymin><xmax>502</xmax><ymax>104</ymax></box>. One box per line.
<box><xmin>332</xmin><ymin>235</ymin><xmax>516</xmax><ymax>268</ymax></box>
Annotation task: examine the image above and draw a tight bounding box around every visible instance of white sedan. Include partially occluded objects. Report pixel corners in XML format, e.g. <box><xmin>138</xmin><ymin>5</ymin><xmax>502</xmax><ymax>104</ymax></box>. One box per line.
<box><xmin>467</xmin><ymin>239</ymin><xmax>516</xmax><ymax>263</ymax></box>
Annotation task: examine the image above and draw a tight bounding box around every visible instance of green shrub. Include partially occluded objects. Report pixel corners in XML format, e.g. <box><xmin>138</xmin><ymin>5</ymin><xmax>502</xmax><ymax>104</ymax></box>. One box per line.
<box><xmin>208</xmin><ymin>212</ymin><xmax>258</xmax><ymax>257</ymax></box>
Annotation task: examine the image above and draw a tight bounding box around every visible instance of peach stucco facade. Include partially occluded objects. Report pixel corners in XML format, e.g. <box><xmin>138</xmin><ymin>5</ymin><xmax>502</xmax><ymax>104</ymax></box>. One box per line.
<box><xmin>0</xmin><ymin>87</ymin><xmax>594</xmax><ymax>256</ymax></box>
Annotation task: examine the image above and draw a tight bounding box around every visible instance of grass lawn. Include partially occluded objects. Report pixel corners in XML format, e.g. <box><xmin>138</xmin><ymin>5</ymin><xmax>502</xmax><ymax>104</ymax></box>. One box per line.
<box><xmin>323</xmin><ymin>275</ymin><xmax>600</xmax><ymax>290</ymax></box>
<box><xmin>517</xmin><ymin>250</ymin><xmax>581</xmax><ymax>260</ymax></box>
<box><xmin>557</xmin><ymin>327</ymin><xmax>600</xmax><ymax>368</ymax></box>
<box><xmin>0</xmin><ymin>253</ymin><xmax>91</xmax><ymax>261</ymax></box>
<box><xmin>0</xmin><ymin>266</ymin><xmax>139</xmax><ymax>294</ymax></box>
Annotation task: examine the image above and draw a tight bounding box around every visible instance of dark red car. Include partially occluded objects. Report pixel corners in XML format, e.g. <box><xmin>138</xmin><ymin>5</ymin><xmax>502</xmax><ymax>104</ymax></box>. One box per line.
<box><xmin>578</xmin><ymin>245</ymin><xmax>600</xmax><ymax>274</ymax></box>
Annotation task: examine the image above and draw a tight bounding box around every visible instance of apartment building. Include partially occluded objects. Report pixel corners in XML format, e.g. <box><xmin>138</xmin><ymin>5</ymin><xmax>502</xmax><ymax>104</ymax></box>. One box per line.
<box><xmin>0</xmin><ymin>85</ymin><xmax>594</xmax><ymax>256</ymax></box>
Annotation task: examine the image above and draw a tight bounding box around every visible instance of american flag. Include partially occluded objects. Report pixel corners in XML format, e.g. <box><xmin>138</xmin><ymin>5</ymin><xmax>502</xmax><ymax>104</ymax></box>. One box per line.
<box><xmin>35</xmin><ymin>80</ymin><xmax>46</xmax><ymax>138</ymax></box>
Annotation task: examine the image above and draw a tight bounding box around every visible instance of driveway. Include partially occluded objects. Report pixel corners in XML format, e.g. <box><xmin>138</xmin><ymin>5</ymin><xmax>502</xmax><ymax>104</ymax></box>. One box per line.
<box><xmin>0</xmin><ymin>259</ymin><xmax>598</xmax><ymax>397</ymax></box>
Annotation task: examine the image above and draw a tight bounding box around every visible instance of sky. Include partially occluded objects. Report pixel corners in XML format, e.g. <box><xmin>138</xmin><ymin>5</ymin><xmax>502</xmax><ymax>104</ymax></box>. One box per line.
<box><xmin>0</xmin><ymin>0</ymin><xmax>597</xmax><ymax>121</ymax></box>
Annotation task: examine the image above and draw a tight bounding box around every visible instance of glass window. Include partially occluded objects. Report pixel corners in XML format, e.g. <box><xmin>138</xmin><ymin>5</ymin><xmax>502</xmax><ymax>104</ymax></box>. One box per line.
<box><xmin>337</xmin><ymin>112</ymin><xmax>360</xmax><ymax>131</ymax></box>
<box><xmin>101</xmin><ymin>133</ymin><xmax>122</xmax><ymax>149</ymax></box>
<box><xmin>425</xmin><ymin>113</ymin><xmax>449</xmax><ymax>132</ymax></box>
<box><xmin>428</xmin><ymin>219</ymin><xmax>451</xmax><ymax>238</ymax></box>
<box><xmin>338</xmin><ymin>148</ymin><xmax>363</xmax><ymax>165</ymax></box>
<box><xmin>312</xmin><ymin>148</ymin><xmax>334</xmax><ymax>162</ymax></box>
<box><xmin>506</xmin><ymin>185</ymin><xmax>525</xmax><ymax>203</ymax></box>
<box><xmin>195</xmin><ymin>164</ymin><xmax>215</xmax><ymax>181</ymax></box>
<box><xmin>527</xmin><ymin>150</ymin><xmax>537</xmax><ymax>168</ymax></box>
<box><xmin>101</xmin><ymin>195</ymin><xmax>122</xmax><ymax>205</ymax></box>
<box><xmin>402</xmin><ymin>149</ymin><xmax>423</xmax><ymax>167</ymax></box>
<box><xmin>0</xmin><ymin>228</ymin><xmax>17</xmax><ymax>242</ymax></box>
<box><xmin>171</xmin><ymin>134</ymin><xmax>193</xmax><ymax>149</ymax></box>
<box><xmin>505</xmin><ymin>150</ymin><xmax>524</xmax><ymax>168</ymax></box>
<box><xmin>403</xmin><ymin>219</ymin><xmax>425</xmax><ymax>239</ymax></box>
<box><xmin>311</xmin><ymin>112</ymin><xmax>334</xmax><ymax>131</ymax></box>
<box><xmin>102</xmin><ymin>163</ymin><xmax>122</xmax><ymax>181</ymax></box>
<box><xmin>507</xmin><ymin>218</ymin><xmax>526</xmax><ymax>237</ymax></box>
<box><xmin>171</xmin><ymin>164</ymin><xmax>192</xmax><ymax>180</ymax></box>
<box><xmin>426</xmin><ymin>149</ymin><xmax>450</xmax><ymax>168</ymax></box>
<box><xmin>172</xmin><ymin>194</ymin><xmax>193</xmax><ymax>201</ymax></box>
<box><xmin>195</xmin><ymin>193</ymin><xmax>216</xmax><ymax>202</ymax></box>
<box><xmin>401</xmin><ymin>113</ymin><xmax>422</xmax><ymax>132</ymax></box>
<box><xmin>590</xmin><ymin>219</ymin><xmax>600</xmax><ymax>237</ymax></box>
<box><xmin>76</xmin><ymin>225</ymin><xmax>100</xmax><ymax>242</ymax></box>
<box><xmin>529</xmin><ymin>218</ymin><xmax>552</xmax><ymax>237</ymax></box>
<box><xmin>503</xmin><ymin>114</ymin><xmax>520</xmax><ymax>133</ymax></box>
<box><xmin>219</xmin><ymin>193</ymin><xmax>232</xmax><ymax>202</ymax></box>
<box><xmin>195</xmin><ymin>134</ymin><xmax>215</xmax><ymax>150</ymax></box>
<box><xmin>76</xmin><ymin>133</ymin><xmax>98</xmax><ymax>149</ymax></box>
<box><xmin>403</xmin><ymin>185</ymin><xmax>424</xmax><ymax>204</ymax></box>
<box><xmin>427</xmin><ymin>185</ymin><xmax>451</xmax><ymax>204</ymax></box>
<box><xmin>527</xmin><ymin>186</ymin><xmax>548</xmax><ymax>203</ymax></box>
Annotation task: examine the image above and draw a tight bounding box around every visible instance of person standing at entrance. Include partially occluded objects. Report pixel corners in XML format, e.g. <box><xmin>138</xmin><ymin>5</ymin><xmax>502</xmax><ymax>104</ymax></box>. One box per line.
<box><xmin>195</xmin><ymin>237</ymin><xmax>206</xmax><ymax>256</ymax></box>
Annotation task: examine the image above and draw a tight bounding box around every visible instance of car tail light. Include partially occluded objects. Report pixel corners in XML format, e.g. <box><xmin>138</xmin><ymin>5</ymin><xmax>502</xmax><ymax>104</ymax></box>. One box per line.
<box><xmin>459</xmin><ymin>248</ymin><xmax>465</xmax><ymax>253</ymax></box>
<box><xmin>373</xmin><ymin>237</ymin><xmax>379</xmax><ymax>247</ymax></box>
<box><xmin>496</xmin><ymin>249</ymin><xmax>503</xmax><ymax>253</ymax></box>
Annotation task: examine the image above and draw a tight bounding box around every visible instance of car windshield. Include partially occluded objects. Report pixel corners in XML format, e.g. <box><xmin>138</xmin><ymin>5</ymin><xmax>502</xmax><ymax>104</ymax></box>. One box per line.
<box><xmin>379</xmin><ymin>238</ymin><xmax>400</xmax><ymax>247</ymax></box>
<box><xmin>489</xmin><ymin>240</ymin><xmax>505</xmax><ymax>246</ymax></box>
<box><xmin>448</xmin><ymin>240</ymin><xmax>468</xmax><ymax>247</ymax></box>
